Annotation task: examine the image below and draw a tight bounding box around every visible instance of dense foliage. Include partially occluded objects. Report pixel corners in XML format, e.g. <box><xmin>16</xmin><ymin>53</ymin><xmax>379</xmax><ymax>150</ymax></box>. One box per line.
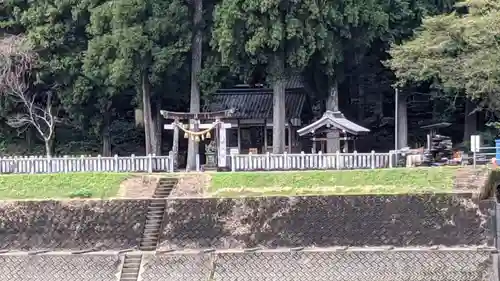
<box><xmin>0</xmin><ymin>0</ymin><xmax>493</xmax><ymax>157</ymax></box>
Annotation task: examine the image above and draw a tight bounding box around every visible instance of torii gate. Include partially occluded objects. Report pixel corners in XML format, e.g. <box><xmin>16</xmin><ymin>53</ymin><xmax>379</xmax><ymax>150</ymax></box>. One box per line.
<box><xmin>160</xmin><ymin>109</ymin><xmax>235</xmax><ymax>170</ymax></box>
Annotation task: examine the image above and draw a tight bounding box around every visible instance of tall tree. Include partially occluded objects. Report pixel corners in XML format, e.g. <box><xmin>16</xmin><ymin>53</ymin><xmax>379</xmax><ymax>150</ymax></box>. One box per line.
<box><xmin>186</xmin><ymin>0</ymin><xmax>203</xmax><ymax>170</ymax></box>
<box><xmin>213</xmin><ymin>0</ymin><xmax>339</xmax><ymax>153</ymax></box>
<box><xmin>17</xmin><ymin>0</ymin><xmax>102</xmax><ymax>154</ymax></box>
<box><xmin>303</xmin><ymin>0</ymin><xmax>390</xmax><ymax>152</ymax></box>
<box><xmin>85</xmin><ymin>0</ymin><xmax>191</xmax><ymax>155</ymax></box>
<box><xmin>0</xmin><ymin>35</ymin><xmax>57</xmax><ymax>156</ymax></box>
<box><xmin>388</xmin><ymin>0</ymin><xmax>500</xmax><ymax>139</ymax></box>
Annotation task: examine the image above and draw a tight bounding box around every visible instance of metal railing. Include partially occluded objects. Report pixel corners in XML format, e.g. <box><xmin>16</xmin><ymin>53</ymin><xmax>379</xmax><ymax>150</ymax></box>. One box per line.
<box><xmin>229</xmin><ymin>151</ymin><xmax>398</xmax><ymax>172</ymax></box>
<box><xmin>0</xmin><ymin>153</ymin><xmax>175</xmax><ymax>174</ymax></box>
<box><xmin>473</xmin><ymin>146</ymin><xmax>496</xmax><ymax>167</ymax></box>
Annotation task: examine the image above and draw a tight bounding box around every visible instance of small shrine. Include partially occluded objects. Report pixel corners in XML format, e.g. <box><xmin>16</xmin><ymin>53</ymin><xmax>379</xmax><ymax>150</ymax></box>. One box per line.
<box><xmin>297</xmin><ymin>111</ymin><xmax>370</xmax><ymax>152</ymax></box>
<box><xmin>161</xmin><ymin>109</ymin><xmax>234</xmax><ymax>170</ymax></box>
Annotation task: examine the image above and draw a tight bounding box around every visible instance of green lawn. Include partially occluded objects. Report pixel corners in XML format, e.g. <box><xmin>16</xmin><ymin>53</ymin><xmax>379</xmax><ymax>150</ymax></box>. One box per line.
<box><xmin>0</xmin><ymin>173</ymin><xmax>129</xmax><ymax>199</ymax></box>
<box><xmin>209</xmin><ymin>167</ymin><xmax>458</xmax><ymax>197</ymax></box>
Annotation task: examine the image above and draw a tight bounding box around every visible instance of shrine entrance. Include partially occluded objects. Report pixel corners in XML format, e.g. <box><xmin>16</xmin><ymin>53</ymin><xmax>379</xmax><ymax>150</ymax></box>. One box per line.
<box><xmin>160</xmin><ymin>109</ymin><xmax>234</xmax><ymax>171</ymax></box>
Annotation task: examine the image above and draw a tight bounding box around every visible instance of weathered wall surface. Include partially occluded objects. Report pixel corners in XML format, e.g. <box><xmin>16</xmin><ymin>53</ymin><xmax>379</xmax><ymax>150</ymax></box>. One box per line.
<box><xmin>0</xmin><ymin>254</ymin><xmax>121</xmax><ymax>281</ymax></box>
<box><xmin>0</xmin><ymin>200</ymin><xmax>149</xmax><ymax>250</ymax></box>
<box><xmin>159</xmin><ymin>194</ymin><xmax>494</xmax><ymax>249</ymax></box>
<box><xmin>140</xmin><ymin>251</ymin><xmax>494</xmax><ymax>281</ymax></box>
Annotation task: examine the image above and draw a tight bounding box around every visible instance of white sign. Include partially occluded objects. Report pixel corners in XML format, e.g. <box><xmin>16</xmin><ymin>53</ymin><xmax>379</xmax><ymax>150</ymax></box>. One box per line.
<box><xmin>470</xmin><ymin>135</ymin><xmax>480</xmax><ymax>152</ymax></box>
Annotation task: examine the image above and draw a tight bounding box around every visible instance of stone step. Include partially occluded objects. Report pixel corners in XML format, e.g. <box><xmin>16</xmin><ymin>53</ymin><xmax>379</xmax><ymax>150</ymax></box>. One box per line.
<box><xmin>146</xmin><ymin>215</ymin><xmax>163</xmax><ymax>220</ymax></box>
<box><xmin>121</xmin><ymin>267</ymin><xmax>139</xmax><ymax>272</ymax></box>
<box><xmin>143</xmin><ymin>227</ymin><xmax>161</xmax><ymax>232</ymax></box>
<box><xmin>156</xmin><ymin>190</ymin><xmax>174</xmax><ymax>194</ymax></box>
<box><xmin>123</xmin><ymin>262</ymin><xmax>141</xmax><ymax>266</ymax></box>
<box><xmin>147</xmin><ymin>207</ymin><xmax>165</xmax><ymax>212</ymax></box>
<box><xmin>119</xmin><ymin>255</ymin><xmax>142</xmax><ymax>281</ymax></box>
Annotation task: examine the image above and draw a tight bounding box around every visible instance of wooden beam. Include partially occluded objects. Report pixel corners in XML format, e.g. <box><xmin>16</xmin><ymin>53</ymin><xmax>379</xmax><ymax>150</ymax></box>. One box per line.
<box><xmin>160</xmin><ymin>109</ymin><xmax>235</xmax><ymax>120</ymax></box>
<box><xmin>164</xmin><ymin>123</ymin><xmax>232</xmax><ymax>130</ymax></box>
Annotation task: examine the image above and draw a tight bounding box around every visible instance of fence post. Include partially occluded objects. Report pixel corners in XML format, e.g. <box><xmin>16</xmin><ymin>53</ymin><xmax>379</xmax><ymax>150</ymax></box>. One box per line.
<box><xmin>63</xmin><ymin>155</ymin><xmax>68</xmax><ymax>173</ymax></box>
<box><xmin>300</xmin><ymin>151</ymin><xmax>305</xmax><ymax>170</ymax></box>
<box><xmin>371</xmin><ymin>150</ymin><xmax>376</xmax><ymax>169</ymax></box>
<box><xmin>168</xmin><ymin>151</ymin><xmax>174</xmax><ymax>172</ymax></box>
<box><xmin>266</xmin><ymin>152</ymin><xmax>270</xmax><ymax>170</ymax></box>
<box><xmin>335</xmin><ymin>151</ymin><xmax>340</xmax><ymax>170</ymax></box>
<box><xmin>13</xmin><ymin>156</ymin><xmax>18</xmax><ymax>174</ymax></box>
<box><xmin>283</xmin><ymin>152</ymin><xmax>288</xmax><ymax>170</ymax></box>
<box><xmin>147</xmin><ymin>154</ymin><xmax>153</xmax><ymax>173</ymax></box>
<box><xmin>353</xmin><ymin>150</ymin><xmax>358</xmax><ymax>168</ymax></box>
<box><xmin>388</xmin><ymin>151</ymin><xmax>393</xmax><ymax>168</ymax></box>
<box><xmin>131</xmin><ymin>154</ymin><xmax>136</xmax><ymax>172</ymax></box>
<box><xmin>114</xmin><ymin>154</ymin><xmax>119</xmax><ymax>172</ymax></box>
<box><xmin>97</xmin><ymin>155</ymin><xmax>102</xmax><ymax>172</ymax></box>
<box><xmin>231</xmin><ymin>152</ymin><xmax>236</xmax><ymax>172</ymax></box>
<box><xmin>248</xmin><ymin>152</ymin><xmax>252</xmax><ymax>170</ymax></box>
<box><xmin>28</xmin><ymin>156</ymin><xmax>34</xmax><ymax>174</ymax></box>
<box><xmin>318</xmin><ymin>151</ymin><xmax>322</xmax><ymax>169</ymax></box>
<box><xmin>46</xmin><ymin>155</ymin><xmax>51</xmax><ymax>173</ymax></box>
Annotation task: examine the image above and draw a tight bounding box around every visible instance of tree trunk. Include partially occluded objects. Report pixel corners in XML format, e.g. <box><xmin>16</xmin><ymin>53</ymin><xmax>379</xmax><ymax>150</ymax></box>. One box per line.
<box><xmin>272</xmin><ymin>53</ymin><xmax>286</xmax><ymax>154</ymax></box>
<box><xmin>357</xmin><ymin>81</ymin><xmax>365</xmax><ymax>121</ymax></box>
<box><xmin>326</xmin><ymin>79</ymin><xmax>340</xmax><ymax>153</ymax></box>
<box><xmin>153</xmin><ymin>95</ymin><xmax>163</xmax><ymax>156</ymax></box>
<box><xmin>463</xmin><ymin>99</ymin><xmax>477</xmax><ymax>143</ymax></box>
<box><xmin>43</xmin><ymin>92</ymin><xmax>55</xmax><ymax>158</ymax></box>
<box><xmin>187</xmin><ymin>0</ymin><xmax>203</xmax><ymax>170</ymax></box>
<box><xmin>141</xmin><ymin>71</ymin><xmax>156</xmax><ymax>155</ymax></box>
<box><xmin>44</xmin><ymin>136</ymin><xmax>54</xmax><ymax>158</ymax></box>
<box><xmin>45</xmin><ymin>141</ymin><xmax>51</xmax><ymax>158</ymax></box>
<box><xmin>374</xmin><ymin>91</ymin><xmax>383</xmax><ymax>118</ymax></box>
<box><xmin>397</xmin><ymin>92</ymin><xmax>408</xmax><ymax>149</ymax></box>
<box><xmin>102</xmin><ymin>110</ymin><xmax>112</xmax><ymax>157</ymax></box>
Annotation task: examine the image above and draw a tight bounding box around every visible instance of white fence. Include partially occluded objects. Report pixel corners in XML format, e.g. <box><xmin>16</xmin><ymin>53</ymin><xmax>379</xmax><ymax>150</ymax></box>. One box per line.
<box><xmin>229</xmin><ymin>151</ymin><xmax>396</xmax><ymax>171</ymax></box>
<box><xmin>0</xmin><ymin>154</ymin><xmax>174</xmax><ymax>174</ymax></box>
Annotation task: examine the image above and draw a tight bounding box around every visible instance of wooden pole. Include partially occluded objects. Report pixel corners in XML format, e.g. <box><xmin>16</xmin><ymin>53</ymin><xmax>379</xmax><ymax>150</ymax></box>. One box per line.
<box><xmin>264</xmin><ymin>119</ymin><xmax>268</xmax><ymax>153</ymax></box>
<box><xmin>237</xmin><ymin>119</ymin><xmax>241</xmax><ymax>153</ymax></box>
<box><xmin>172</xmin><ymin>119</ymin><xmax>179</xmax><ymax>170</ymax></box>
<box><xmin>218</xmin><ymin>120</ymin><xmax>227</xmax><ymax>168</ymax></box>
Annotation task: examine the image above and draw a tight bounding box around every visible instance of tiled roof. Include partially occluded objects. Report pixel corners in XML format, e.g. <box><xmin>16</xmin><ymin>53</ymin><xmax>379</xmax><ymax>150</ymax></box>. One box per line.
<box><xmin>203</xmin><ymin>87</ymin><xmax>306</xmax><ymax>120</ymax></box>
<box><xmin>297</xmin><ymin>111</ymin><xmax>370</xmax><ymax>136</ymax></box>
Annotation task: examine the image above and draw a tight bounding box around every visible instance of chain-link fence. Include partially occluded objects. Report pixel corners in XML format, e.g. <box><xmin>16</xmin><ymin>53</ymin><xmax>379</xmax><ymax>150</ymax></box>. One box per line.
<box><xmin>141</xmin><ymin>248</ymin><xmax>496</xmax><ymax>281</ymax></box>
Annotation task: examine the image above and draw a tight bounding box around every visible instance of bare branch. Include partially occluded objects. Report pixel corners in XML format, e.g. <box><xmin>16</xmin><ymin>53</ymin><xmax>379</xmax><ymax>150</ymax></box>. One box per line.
<box><xmin>0</xmin><ymin>34</ymin><xmax>56</xmax><ymax>154</ymax></box>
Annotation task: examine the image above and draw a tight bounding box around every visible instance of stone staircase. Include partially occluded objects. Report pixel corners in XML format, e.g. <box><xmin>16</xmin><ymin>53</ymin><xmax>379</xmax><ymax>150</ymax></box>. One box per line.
<box><xmin>138</xmin><ymin>178</ymin><xmax>177</xmax><ymax>251</ymax></box>
<box><xmin>118</xmin><ymin>253</ymin><xmax>142</xmax><ymax>281</ymax></box>
<box><xmin>453</xmin><ymin>167</ymin><xmax>490</xmax><ymax>191</ymax></box>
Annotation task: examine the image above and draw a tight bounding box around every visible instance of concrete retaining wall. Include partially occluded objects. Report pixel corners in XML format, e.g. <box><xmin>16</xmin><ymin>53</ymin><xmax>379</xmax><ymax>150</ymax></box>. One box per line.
<box><xmin>140</xmin><ymin>250</ymin><xmax>494</xmax><ymax>281</ymax></box>
<box><xmin>1</xmin><ymin>250</ymin><xmax>493</xmax><ymax>281</ymax></box>
<box><xmin>159</xmin><ymin>194</ymin><xmax>494</xmax><ymax>249</ymax></box>
<box><xmin>0</xmin><ymin>194</ymin><xmax>494</xmax><ymax>251</ymax></box>
<box><xmin>0</xmin><ymin>200</ymin><xmax>150</xmax><ymax>250</ymax></box>
<box><xmin>0</xmin><ymin>254</ymin><xmax>121</xmax><ymax>281</ymax></box>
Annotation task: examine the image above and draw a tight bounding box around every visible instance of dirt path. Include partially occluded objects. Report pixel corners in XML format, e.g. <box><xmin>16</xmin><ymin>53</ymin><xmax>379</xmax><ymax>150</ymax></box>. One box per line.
<box><xmin>116</xmin><ymin>173</ymin><xmax>212</xmax><ymax>198</ymax></box>
<box><xmin>116</xmin><ymin>175</ymin><xmax>160</xmax><ymax>198</ymax></box>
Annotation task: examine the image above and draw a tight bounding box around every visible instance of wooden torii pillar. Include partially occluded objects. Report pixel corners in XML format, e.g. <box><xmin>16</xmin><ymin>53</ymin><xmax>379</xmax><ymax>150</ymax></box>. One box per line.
<box><xmin>160</xmin><ymin>109</ymin><xmax>235</xmax><ymax>170</ymax></box>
